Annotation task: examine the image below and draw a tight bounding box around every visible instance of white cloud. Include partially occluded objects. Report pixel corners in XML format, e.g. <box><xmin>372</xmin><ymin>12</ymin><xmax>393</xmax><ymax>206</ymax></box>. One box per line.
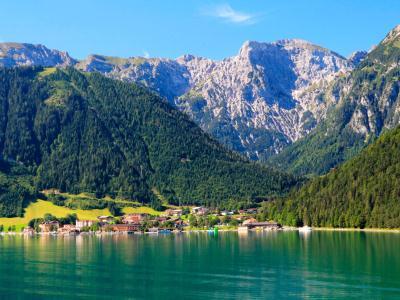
<box><xmin>143</xmin><ymin>50</ymin><xmax>150</xmax><ymax>58</ymax></box>
<box><xmin>204</xmin><ymin>4</ymin><xmax>257</xmax><ymax>25</ymax></box>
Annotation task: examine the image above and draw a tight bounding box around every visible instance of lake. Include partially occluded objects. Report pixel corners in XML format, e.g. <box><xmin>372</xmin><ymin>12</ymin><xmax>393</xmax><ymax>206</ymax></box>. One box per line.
<box><xmin>0</xmin><ymin>231</ymin><xmax>399</xmax><ymax>299</ymax></box>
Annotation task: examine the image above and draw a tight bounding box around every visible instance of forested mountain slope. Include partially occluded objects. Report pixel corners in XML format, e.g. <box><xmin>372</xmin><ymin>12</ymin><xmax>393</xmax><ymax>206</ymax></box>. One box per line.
<box><xmin>261</xmin><ymin>126</ymin><xmax>400</xmax><ymax>228</ymax></box>
<box><xmin>0</xmin><ymin>67</ymin><xmax>297</xmax><ymax>216</ymax></box>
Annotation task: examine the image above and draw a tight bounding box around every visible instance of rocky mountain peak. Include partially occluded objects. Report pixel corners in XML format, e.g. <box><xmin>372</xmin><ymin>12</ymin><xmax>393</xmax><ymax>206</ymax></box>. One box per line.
<box><xmin>172</xmin><ymin>39</ymin><xmax>355</xmax><ymax>158</ymax></box>
<box><xmin>0</xmin><ymin>42</ymin><xmax>76</xmax><ymax>67</ymax></box>
<box><xmin>275</xmin><ymin>38</ymin><xmax>315</xmax><ymax>48</ymax></box>
<box><xmin>76</xmin><ymin>54</ymin><xmax>115</xmax><ymax>73</ymax></box>
<box><xmin>383</xmin><ymin>24</ymin><xmax>400</xmax><ymax>44</ymax></box>
<box><xmin>176</xmin><ymin>54</ymin><xmax>197</xmax><ymax>63</ymax></box>
<box><xmin>348</xmin><ymin>51</ymin><xmax>368</xmax><ymax>66</ymax></box>
<box><xmin>238</xmin><ymin>40</ymin><xmax>259</xmax><ymax>57</ymax></box>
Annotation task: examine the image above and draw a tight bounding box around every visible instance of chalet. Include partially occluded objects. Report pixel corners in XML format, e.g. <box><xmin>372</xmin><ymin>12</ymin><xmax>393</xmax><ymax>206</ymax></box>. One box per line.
<box><xmin>76</xmin><ymin>220</ymin><xmax>95</xmax><ymax>229</ymax></box>
<box><xmin>122</xmin><ymin>213</ymin><xmax>148</xmax><ymax>224</ymax></box>
<box><xmin>242</xmin><ymin>218</ymin><xmax>257</xmax><ymax>225</ymax></box>
<box><xmin>239</xmin><ymin>208</ymin><xmax>257</xmax><ymax>215</ymax></box>
<box><xmin>111</xmin><ymin>224</ymin><xmax>140</xmax><ymax>232</ymax></box>
<box><xmin>245</xmin><ymin>208</ymin><xmax>258</xmax><ymax>214</ymax></box>
<box><xmin>39</xmin><ymin>221</ymin><xmax>60</xmax><ymax>233</ymax></box>
<box><xmin>191</xmin><ymin>207</ymin><xmax>209</xmax><ymax>216</ymax></box>
<box><xmin>42</xmin><ymin>188</ymin><xmax>61</xmax><ymax>195</ymax></box>
<box><xmin>97</xmin><ymin>216</ymin><xmax>114</xmax><ymax>224</ymax></box>
<box><xmin>163</xmin><ymin>209</ymin><xmax>183</xmax><ymax>217</ymax></box>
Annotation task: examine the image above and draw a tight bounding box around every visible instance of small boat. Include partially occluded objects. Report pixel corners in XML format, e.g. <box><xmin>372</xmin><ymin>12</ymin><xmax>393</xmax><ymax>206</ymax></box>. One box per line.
<box><xmin>148</xmin><ymin>228</ymin><xmax>159</xmax><ymax>234</ymax></box>
<box><xmin>298</xmin><ymin>226</ymin><xmax>312</xmax><ymax>232</ymax></box>
<box><xmin>159</xmin><ymin>229</ymin><xmax>171</xmax><ymax>234</ymax></box>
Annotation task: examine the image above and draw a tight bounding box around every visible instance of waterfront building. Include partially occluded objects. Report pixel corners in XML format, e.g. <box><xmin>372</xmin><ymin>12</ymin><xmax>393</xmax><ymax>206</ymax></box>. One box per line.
<box><xmin>76</xmin><ymin>220</ymin><xmax>95</xmax><ymax>229</ymax></box>
<box><xmin>39</xmin><ymin>221</ymin><xmax>60</xmax><ymax>233</ymax></box>
<box><xmin>191</xmin><ymin>207</ymin><xmax>209</xmax><ymax>215</ymax></box>
<box><xmin>111</xmin><ymin>224</ymin><xmax>140</xmax><ymax>232</ymax></box>
<box><xmin>122</xmin><ymin>213</ymin><xmax>148</xmax><ymax>224</ymax></box>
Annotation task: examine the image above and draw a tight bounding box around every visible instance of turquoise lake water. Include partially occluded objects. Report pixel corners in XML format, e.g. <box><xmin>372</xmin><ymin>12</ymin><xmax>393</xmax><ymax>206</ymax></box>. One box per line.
<box><xmin>0</xmin><ymin>231</ymin><xmax>399</xmax><ymax>299</ymax></box>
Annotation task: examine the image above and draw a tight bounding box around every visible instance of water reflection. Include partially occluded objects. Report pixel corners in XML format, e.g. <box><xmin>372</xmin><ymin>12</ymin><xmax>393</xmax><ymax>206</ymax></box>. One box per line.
<box><xmin>0</xmin><ymin>232</ymin><xmax>399</xmax><ymax>299</ymax></box>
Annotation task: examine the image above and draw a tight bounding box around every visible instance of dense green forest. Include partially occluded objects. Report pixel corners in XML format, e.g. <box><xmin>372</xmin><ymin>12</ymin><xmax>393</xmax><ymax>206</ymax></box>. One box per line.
<box><xmin>260</xmin><ymin>126</ymin><xmax>400</xmax><ymax>228</ymax></box>
<box><xmin>270</xmin><ymin>29</ymin><xmax>400</xmax><ymax>176</ymax></box>
<box><xmin>0</xmin><ymin>67</ymin><xmax>297</xmax><ymax>217</ymax></box>
<box><xmin>0</xmin><ymin>160</ymin><xmax>36</xmax><ymax>217</ymax></box>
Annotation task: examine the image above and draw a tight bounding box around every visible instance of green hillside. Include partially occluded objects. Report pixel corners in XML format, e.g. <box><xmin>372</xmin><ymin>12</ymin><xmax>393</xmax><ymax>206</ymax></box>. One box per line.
<box><xmin>0</xmin><ymin>67</ymin><xmax>297</xmax><ymax>217</ymax></box>
<box><xmin>261</xmin><ymin>126</ymin><xmax>400</xmax><ymax>228</ymax></box>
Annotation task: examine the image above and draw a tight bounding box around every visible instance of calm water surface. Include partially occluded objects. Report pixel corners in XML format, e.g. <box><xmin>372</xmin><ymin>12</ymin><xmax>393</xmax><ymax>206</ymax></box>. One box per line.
<box><xmin>0</xmin><ymin>231</ymin><xmax>399</xmax><ymax>299</ymax></box>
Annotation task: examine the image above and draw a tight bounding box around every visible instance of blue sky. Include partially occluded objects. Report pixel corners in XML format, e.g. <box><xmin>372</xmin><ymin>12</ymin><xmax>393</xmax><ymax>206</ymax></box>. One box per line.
<box><xmin>1</xmin><ymin>0</ymin><xmax>399</xmax><ymax>60</ymax></box>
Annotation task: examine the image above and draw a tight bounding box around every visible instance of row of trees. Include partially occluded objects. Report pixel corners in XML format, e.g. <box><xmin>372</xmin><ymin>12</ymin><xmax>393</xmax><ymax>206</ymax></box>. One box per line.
<box><xmin>28</xmin><ymin>213</ymin><xmax>78</xmax><ymax>232</ymax></box>
<box><xmin>0</xmin><ymin>224</ymin><xmax>16</xmax><ymax>232</ymax></box>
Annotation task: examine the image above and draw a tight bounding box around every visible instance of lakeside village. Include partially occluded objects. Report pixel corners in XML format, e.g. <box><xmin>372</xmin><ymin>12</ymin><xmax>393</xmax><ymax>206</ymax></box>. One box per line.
<box><xmin>0</xmin><ymin>206</ymin><xmax>287</xmax><ymax>236</ymax></box>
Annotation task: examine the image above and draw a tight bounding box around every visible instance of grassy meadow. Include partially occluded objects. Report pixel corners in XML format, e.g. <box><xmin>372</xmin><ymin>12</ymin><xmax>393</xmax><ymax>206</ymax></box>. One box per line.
<box><xmin>0</xmin><ymin>200</ymin><xmax>111</xmax><ymax>230</ymax></box>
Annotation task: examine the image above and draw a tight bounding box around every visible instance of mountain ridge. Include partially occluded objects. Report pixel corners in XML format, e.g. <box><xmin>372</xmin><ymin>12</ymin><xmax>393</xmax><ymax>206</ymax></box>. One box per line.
<box><xmin>0</xmin><ymin>38</ymin><xmax>358</xmax><ymax>160</ymax></box>
<box><xmin>0</xmin><ymin>42</ymin><xmax>76</xmax><ymax>67</ymax></box>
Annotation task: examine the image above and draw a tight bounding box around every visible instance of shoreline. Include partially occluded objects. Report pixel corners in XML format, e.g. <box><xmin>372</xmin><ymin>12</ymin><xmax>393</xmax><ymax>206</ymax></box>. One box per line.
<box><xmin>1</xmin><ymin>226</ymin><xmax>400</xmax><ymax>236</ymax></box>
<box><xmin>312</xmin><ymin>227</ymin><xmax>400</xmax><ymax>233</ymax></box>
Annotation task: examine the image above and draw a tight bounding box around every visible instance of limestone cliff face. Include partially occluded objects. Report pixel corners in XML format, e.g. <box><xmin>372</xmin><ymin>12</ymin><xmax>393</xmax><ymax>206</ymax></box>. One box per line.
<box><xmin>75</xmin><ymin>39</ymin><xmax>354</xmax><ymax>159</ymax></box>
<box><xmin>269</xmin><ymin>25</ymin><xmax>400</xmax><ymax>176</ymax></box>
<box><xmin>343</xmin><ymin>25</ymin><xmax>400</xmax><ymax>138</ymax></box>
<box><xmin>175</xmin><ymin>40</ymin><xmax>353</xmax><ymax>158</ymax></box>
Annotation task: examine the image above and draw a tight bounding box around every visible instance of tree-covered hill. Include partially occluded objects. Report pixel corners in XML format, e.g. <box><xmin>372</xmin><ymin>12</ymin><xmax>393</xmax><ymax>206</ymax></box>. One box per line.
<box><xmin>269</xmin><ymin>25</ymin><xmax>400</xmax><ymax>176</ymax></box>
<box><xmin>0</xmin><ymin>67</ymin><xmax>297</xmax><ymax>216</ymax></box>
<box><xmin>261</xmin><ymin>126</ymin><xmax>400</xmax><ymax>228</ymax></box>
